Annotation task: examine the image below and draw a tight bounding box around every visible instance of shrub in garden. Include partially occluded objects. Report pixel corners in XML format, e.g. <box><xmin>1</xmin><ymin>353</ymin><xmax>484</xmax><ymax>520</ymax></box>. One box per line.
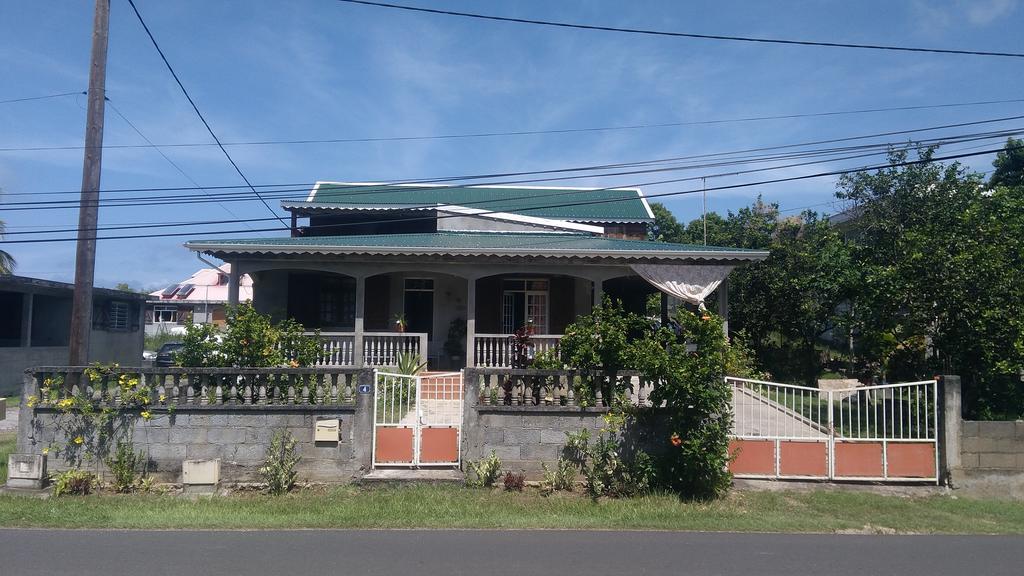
<box><xmin>465</xmin><ymin>450</ymin><xmax>502</xmax><ymax>488</ymax></box>
<box><xmin>564</xmin><ymin>415</ymin><xmax>656</xmax><ymax>500</ymax></box>
<box><xmin>52</xmin><ymin>469</ymin><xmax>97</xmax><ymax>497</ymax></box>
<box><xmin>540</xmin><ymin>457</ymin><xmax>576</xmax><ymax>493</ymax></box>
<box><xmin>178</xmin><ymin>303</ymin><xmax>321</xmax><ymax>368</ymax></box>
<box><xmin>259</xmin><ymin>429</ymin><xmax>300</xmax><ymax>495</ymax></box>
<box><xmin>502</xmin><ymin>471</ymin><xmax>526</xmax><ymax>492</ymax></box>
<box><xmin>106</xmin><ymin>437</ymin><xmax>146</xmax><ymax>493</ymax></box>
<box><xmin>647</xmin><ymin>308</ymin><xmax>733</xmax><ymax>500</ymax></box>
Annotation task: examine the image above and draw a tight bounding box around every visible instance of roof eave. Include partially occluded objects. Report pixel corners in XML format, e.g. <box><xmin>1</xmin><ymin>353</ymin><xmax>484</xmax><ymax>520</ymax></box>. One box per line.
<box><xmin>185</xmin><ymin>242</ymin><xmax>768</xmax><ymax>262</ymax></box>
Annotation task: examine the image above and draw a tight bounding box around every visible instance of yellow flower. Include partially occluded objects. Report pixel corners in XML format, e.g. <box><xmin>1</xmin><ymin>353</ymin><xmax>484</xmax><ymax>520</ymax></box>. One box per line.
<box><xmin>26</xmin><ymin>395</ymin><xmax>38</xmax><ymax>408</ymax></box>
<box><xmin>73</xmin><ymin>436</ymin><xmax>84</xmax><ymax>445</ymax></box>
<box><xmin>140</xmin><ymin>410</ymin><xmax>152</xmax><ymax>420</ymax></box>
<box><xmin>289</xmin><ymin>359</ymin><xmax>299</xmax><ymax>368</ymax></box>
<box><xmin>41</xmin><ymin>447</ymin><xmax>49</xmax><ymax>455</ymax></box>
<box><xmin>159</xmin><ymin>394</ymin><xmax>167</xmax><ymax>403</ymax></box>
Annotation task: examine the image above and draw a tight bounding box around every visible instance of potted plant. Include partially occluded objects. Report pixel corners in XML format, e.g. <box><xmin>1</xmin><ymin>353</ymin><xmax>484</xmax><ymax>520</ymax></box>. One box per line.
<box><xmin>393</xmin><ymin>313</ymin><xmax>407</xmax><ymax>333</ymax></box>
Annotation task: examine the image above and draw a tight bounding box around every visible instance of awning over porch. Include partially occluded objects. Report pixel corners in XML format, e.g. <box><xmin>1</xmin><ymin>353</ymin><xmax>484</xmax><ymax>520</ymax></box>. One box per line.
<box><xmin>185</xmin><ymin>231</ymin><xmax>766</xmax><ymax>262</ymax></box>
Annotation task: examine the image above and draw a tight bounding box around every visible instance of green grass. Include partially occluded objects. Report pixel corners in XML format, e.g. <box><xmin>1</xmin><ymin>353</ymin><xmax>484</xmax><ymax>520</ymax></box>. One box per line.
<box><xmin>0</xmin><ymin>484</ymin><xmax>1023</xmax><ymax>533</ymax></box>
<box><xmin>0</xmin><ymin>432</ymin><xmax>15</xmax><ymax>483</ymax></box>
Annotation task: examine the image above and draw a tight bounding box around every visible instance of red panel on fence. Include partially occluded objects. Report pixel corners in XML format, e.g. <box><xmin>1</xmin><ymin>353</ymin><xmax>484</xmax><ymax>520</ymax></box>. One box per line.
<box><xmin>729</xmin><ymin>439</ymin><xmax>775</xmax><ymax>476</ymax></box>
<box><xmin>886</xmin><ymin>443</ymin><xmax>936</xmax><ymax>478</ymax></box>
<box><xmin>375</xmin><ymin>427</ymin><xmax>414</xmax><ymax>464</ymax></box>
<box><xmin>834</xmin><ymin>442</ymin><xmax>884</xmax><ymax>477</ymax></box>
<box><xmin>778</xmin><ymin>441</ymin><xmax>828</xmax><ymax>477</ymax></box>
<box><xmin>419</xmin><ymin>427</ymin><xmax>459</xmax><ymax>463</ymax></box>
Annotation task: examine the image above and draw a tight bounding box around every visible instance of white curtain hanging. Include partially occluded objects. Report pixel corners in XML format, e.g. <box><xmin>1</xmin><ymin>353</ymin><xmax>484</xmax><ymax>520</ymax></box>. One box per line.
<box><xmin>631</xmin><ymin>264</ymin><xmax>734</xmax><ymax>309</ymax></box>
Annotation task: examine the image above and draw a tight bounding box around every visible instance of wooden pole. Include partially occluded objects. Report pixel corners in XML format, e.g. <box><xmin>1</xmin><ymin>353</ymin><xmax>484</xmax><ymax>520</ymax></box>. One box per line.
<box><xmin>68</xmin><ymin>0</ymin><xmax>110</xmax><ymax>367</ymax></box>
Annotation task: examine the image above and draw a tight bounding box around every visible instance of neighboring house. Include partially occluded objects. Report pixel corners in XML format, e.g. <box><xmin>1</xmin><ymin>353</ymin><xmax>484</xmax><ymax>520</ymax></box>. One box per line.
<box><xmin>0</xmin><ymin>275</ymin><xmax>146</xmax><ymax>395</ymax></box>
<box><xmin>185</xmin><ymin>182</ymin><xmax>768</xmax><ymax>369</ymax></box>
<box><xmin>145</xmin><ymin>265</ymin><xmax>253</xmax><ymax>336</ymax></box>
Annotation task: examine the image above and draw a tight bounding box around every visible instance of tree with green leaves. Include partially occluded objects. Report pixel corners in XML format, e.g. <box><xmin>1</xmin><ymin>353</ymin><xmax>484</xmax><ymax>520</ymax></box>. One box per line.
<box><xmin>0</xmin><ymin>218</ymin><xmax>14</xmax><ymax>274</ymax></box>
<box><xmin>990</xmin><ymin>137</ymin><xmax>1024</xmax><ymax>188</ymax></box>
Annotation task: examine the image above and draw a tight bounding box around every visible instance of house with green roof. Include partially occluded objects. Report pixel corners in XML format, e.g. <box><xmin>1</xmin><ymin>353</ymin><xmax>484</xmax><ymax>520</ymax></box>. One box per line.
<box><xmin>185</xmin><ymin>182</ymin><xmax>767</xmax><ymax>369</ymax></box>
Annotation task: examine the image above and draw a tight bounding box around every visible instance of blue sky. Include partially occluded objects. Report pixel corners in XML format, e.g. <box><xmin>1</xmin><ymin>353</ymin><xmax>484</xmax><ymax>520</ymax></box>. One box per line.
<box><xmin>1</xmin><ymin>0</ymin><xmax>1022</xmax><ymax>289</ymax></box>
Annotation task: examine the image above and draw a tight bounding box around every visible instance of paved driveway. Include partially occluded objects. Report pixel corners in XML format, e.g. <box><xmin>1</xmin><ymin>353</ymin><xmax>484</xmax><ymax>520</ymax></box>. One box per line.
<box><xmin>1</xmin><ymin>529</ymin><xmax>1021</xmax><ymax>576</ymax></box>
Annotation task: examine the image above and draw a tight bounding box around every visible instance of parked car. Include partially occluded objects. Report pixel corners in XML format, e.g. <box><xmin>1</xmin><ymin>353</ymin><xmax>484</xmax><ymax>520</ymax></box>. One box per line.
<box><xmin>142</xmin><ymin>350</ymin><xmax>158</xmax><ymax>362</ymax></box>
<box><xmin>154</xmin><ymin>342</ymin><xmax>184</xmax><ymax>367</ymax></box>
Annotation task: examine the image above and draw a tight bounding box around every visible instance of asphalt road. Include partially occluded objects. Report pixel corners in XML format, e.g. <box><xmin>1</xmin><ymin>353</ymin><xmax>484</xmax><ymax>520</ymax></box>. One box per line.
<box><xmin>2</xmin><ymin>529</ymin><xmax>1022</xmax><ymax>576</ymax></box>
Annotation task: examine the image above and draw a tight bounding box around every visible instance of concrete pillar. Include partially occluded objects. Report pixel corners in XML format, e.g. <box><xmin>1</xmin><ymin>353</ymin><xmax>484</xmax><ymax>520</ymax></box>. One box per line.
<box><xmin>227</xmin><ymin>262</ymin><xmax>240</xmax><ymax>306</ymax></box>
<box><xmin>717</xmin><ymin>277</ymin><xmax>729</xmax><ymax>339</ymax></box>
<box><xmin>465</xmin><ymin>277</ymin><xmax>476</xmax><ymax>368</ymax></box>
<box><xmin>593</xmin><ymin>279</ymin><xmax>604</xmax><ymax>309</ymax></box>
<box><xmin>353</xmin><ymin>275</ymin><xmax>365</xmax><ymax>368</ymax></box>
<box><xmin>352</xmin><ymin>368</ymin><xmax>374</xmax><ymax>471</ymax></box>
<box><xmin>16</xmin><ymin>370</ymin><xmax>39</xmax><ymax>453</ymax></box>
<box><xmin>941</xmin><ymin>375</ymin><xmax>962</xmax><ymax>484</ymax></box>
<box><xmin>20</xmin><ymin>292</ymin><xmax>33</xmax><ymax>347</ymax></box>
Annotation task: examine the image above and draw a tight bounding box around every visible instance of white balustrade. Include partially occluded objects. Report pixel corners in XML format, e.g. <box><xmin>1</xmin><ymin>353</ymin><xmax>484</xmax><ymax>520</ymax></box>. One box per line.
<box><xmin>472</xmin><ymin>334</ymin><xmax>562</xmax><ymax>367</ymax></box>
<box><xmin>304</xmin><ymin>332</ymin><xmax>428</xmax><ymax>367</ymax></box>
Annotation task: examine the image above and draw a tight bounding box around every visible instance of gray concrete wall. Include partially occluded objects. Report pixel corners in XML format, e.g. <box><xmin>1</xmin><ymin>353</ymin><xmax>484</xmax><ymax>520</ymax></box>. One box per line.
<box><xmin>466</xmin><ymin>407</ymin><xmax>609</xmax><ymax>474</ymax></box>
<box><xmin>952</xmin><ymin>420</ymin><xmax>1024</xmax><ymax>499</ymax></box>
<box><xmin>24</xmin><ymin>407</ymin><xmax>365</xmax><ymax>483</ymax></box>
<box><xmin>0</xmin><ymin>347</ymin><xmax>67</xmax><ymax>396</ymax></box>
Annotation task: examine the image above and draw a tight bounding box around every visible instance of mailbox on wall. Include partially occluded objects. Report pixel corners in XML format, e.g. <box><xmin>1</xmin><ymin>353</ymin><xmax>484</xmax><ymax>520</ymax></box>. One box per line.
<box><xmin>315</xmin><ymin>419</ymin><xmax>340</xmax><ymax>443</ymax></box>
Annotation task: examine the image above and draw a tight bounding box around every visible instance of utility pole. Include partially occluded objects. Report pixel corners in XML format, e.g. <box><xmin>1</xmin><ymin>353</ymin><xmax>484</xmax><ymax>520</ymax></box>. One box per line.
<box><xmin>68</xmin><ymin>0</ymin><xmax>110</xmax><ymax>368</ymax></box>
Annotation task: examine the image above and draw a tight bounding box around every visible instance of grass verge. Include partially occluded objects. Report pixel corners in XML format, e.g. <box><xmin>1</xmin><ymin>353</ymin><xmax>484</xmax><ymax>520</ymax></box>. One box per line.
<box><xmin>0</xmin><ymin>432</ymin><xmax>15</xmax><ymax>483</ymax></box>
<box><xmin>0</xmin><ymin>484</ymin><xmax>1023</xmax><ymax>533</ymax></box>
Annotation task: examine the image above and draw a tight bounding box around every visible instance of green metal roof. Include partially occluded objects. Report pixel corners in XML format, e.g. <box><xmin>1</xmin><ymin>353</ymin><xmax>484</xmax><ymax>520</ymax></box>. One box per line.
<box><xmin>186</xmin><ymin>232</ymin><xmax>767</xmax><ymax>261</ymax></box>
<box><xmin>289</xmin><ymin>182</ymin><xmax>655</xmax><ymax>222</ymax></box>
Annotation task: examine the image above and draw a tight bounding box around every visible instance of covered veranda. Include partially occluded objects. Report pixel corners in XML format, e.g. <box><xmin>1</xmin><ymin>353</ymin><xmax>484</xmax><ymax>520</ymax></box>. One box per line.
<box><xmin>186</xmin><ymin>233</ymin><xmax>767</xmax><ymax>369</ymax></box>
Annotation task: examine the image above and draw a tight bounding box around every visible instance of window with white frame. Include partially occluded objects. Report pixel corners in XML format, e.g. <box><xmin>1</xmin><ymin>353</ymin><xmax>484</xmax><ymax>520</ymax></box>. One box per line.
<box><xmin>501</xmin><ymin>278</ymin><xmax>548</xmax><ymax>334</ymax></box>
<box><xmin>152</xmin><ymin>305</ymin><xmax>177</xmax><ymax>323</ymax></box>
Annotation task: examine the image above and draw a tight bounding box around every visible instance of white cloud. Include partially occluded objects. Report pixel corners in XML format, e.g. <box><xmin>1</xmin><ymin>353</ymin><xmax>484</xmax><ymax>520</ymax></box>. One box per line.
<box><xmin>963</xmin><ymin>0</ymin><xmax>1018</xmax><ymax>25</ymax></box>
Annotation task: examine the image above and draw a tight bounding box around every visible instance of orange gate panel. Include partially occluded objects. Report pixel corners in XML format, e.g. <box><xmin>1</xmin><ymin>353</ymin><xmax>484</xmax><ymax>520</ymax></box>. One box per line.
<box><xmin>778</xmin><ymin>441</ymin><xmax>828</xmax><ymax>477</ymax></box>
<box><xmin>886</xmin><ymin>442</ymin><xmax>936</xmax><ymax>478</ymax></box>
<box><xmin>729</xmin><ymin>439</ymin><xmax>775</xmax><ymax>476</ymax></box>
<box><xmin>375</xmin><ymin>427</ymin><xmax>414</xmax><ymax>464</ymax></box>
<box><xmin>834</xmin><ymin>442</ymin><xmax>883</xmax><ymax>477</ymax></box>
<box><xmin>419</xmin><ymin>427</ymin><xmax>459</xmax><ymax>463</ymax></box>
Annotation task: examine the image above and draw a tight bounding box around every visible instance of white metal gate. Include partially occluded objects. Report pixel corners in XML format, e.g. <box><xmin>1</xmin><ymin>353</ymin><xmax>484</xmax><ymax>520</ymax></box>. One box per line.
<box><xmin>372</xmin><ymin>371</ymin><xmax>463</xmax><ymax>467</ymax></box>
<box><xmin>728</xmin><ymin>377</ymin><xmax>939</xmax><ymax>483</ymax></box>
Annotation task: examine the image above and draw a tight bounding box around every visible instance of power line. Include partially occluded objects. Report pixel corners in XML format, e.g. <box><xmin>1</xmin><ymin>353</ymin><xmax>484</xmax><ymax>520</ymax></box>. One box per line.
<box><xmin>105</xmin><ymin>98</ymin><xmax>255</xmax><ymax>229</ymax></box>
<box><xmin>5</xmin><ymin>113</ymin><xmax>1024</xmax><ymax>198</ymax></box>
<box><xmin>336</xmin><ymin>0</ymin><xmax>1024</xmax><ymax>59</ymax></box>
<box><xmin>0</xmin><ymin>91</ymin><xmax>85</xmax><ymax>105</ymax></box>
<box><xmin>1</xmin><ymin>143</ymin><xmax>1015</xmax><ymax>245</ymax></box>
<box><xmin>125</xmin><ymin>0</ymin><xmax>287</xmax><ymax>229</ymax></box>
<box><xmin>5</xmin><ymin>96</ymin><xmax>1024</xmax><ymax>153</ymax></box>
<box><xmin>4</xmin><ymin>126</ymin><xmax>1017</xmax><ymax>212</ymax></box>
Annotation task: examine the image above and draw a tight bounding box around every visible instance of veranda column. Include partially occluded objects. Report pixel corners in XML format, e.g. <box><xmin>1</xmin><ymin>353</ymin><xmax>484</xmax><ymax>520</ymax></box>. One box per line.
<box><xmin>354</xmin><ymin>275</ymin><xmax>365</xmax><ymax>368</ymax></box>
<box><xmin>20</xmin><ymin>292</ymin><xmax>33</xmax><ymax>347</ymax></box>
<box><xmin>592</xmin><ymin>278</ymin><xmax>604</xmax><ymax>309</ymax></box>
<box><xmin>465</xmin><ymin>277</ymin><xmax>476</xmax><ymax>368</ymax></box>
<box><xmin>717</xmin><ymin>277</ymin><xmax>729</xmax><ymax>339</ymax></box>
<box><xmin>227</xmin><ymin>262</ymin><xmax>240</xmax><ymax>306</ymax></box>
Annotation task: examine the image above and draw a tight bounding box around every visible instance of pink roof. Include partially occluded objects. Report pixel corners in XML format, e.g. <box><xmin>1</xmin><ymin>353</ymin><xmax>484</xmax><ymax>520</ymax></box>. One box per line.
<box><xmin>149</xmin><ymin>264</ymin><xmax>253</xmax><ymax>303</ymax></box>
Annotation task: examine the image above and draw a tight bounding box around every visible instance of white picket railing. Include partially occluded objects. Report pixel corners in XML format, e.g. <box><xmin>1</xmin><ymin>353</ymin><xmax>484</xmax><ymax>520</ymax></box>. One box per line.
<box><xmin>363</xmin><ymin>332</ymin><xmax>428</xmax><ymax>367</ymax></box>
<box><xmin>312</xmin><ymin>332</ymin><xmax>356</xmax><ymax>366</ymax></box>
<box><xmin>472</xmin><ymin>334</ymin><xmax>562</xmax><ymax>367</ymax></box>
<box><xmin>306</xmin><ymin>332</ymin><xmax>428</xmax><ymax>367</ymax></box>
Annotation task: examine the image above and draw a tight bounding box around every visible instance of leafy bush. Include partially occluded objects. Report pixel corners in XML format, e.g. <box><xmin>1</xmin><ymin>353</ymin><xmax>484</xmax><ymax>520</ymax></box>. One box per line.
<box><xmin>647</xmin><ymin>309</ymin><xmax>733</xmax><ymax>500</ymax></box>
<box><xmin>106</xmin><ymin>438</ymin><xmax>145</xmax><ymax>493</ymax></box>
<box><xmin>541</xmin><ymin>458</ymin><xmax>576</xmax><ymax>493</ymax></box>
<box><xmin>177</xmin><ymin>304</ymin><xmax>321</xmax><ymax>368</ymax></box>
<box><xmin>502</xmin><ymin>471</ymin><xmax>525</xmax><ymax>492</ymax></box>
<box><xmin>564</xmin><ymin>418</ymin><xmax>655</xmax><ymax>500</ymax></box>
<box><xmin>259</xmin><ymin>429</ymin><xmax>300</xmax><ymax>495</ymax></box>
<box><xmin>466</xmin><ymin>450</ymin><xmax>502</xmax><ymax>488</ymax></box>
<box><xmin>177</xmin><ymin>322</ymin><xmax>223</xmax><ymax>367</ymax></box>
<box><xmin>52</xmin><ymin>469</ymin><xmax>97</xmax><ymax>497</ymax></box>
